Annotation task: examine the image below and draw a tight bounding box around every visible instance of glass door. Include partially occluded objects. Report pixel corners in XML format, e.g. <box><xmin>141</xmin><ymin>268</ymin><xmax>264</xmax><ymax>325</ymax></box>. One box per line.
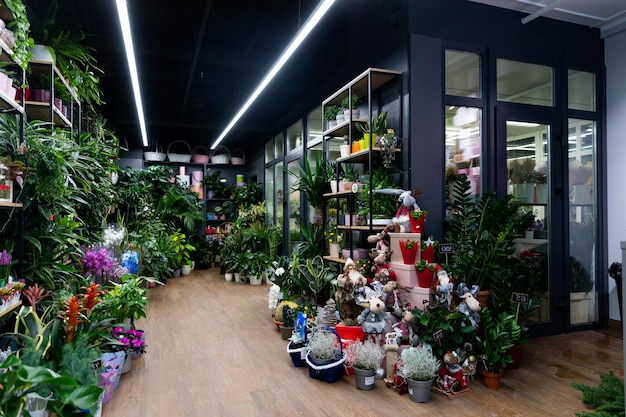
<box><xmin>498</xmin><ymin>107</ymin><xmax>564</xmax><ymax>335</ymax></box>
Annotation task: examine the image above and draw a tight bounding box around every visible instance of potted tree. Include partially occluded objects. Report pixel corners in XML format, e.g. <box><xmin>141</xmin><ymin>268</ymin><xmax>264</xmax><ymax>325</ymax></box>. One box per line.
<box><xmin>344</xmin><ymin>339</ymin><xmax>384</xmax><ymax>390</ymax></box>
<box><xmin>398</xmin><ymin>345</ymin><xmax>442</xmax><ymax>403</ymax></box>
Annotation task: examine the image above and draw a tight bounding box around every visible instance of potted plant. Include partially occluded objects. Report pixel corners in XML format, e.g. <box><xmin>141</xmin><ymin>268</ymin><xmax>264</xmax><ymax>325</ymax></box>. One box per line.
<box><xmin>341</xmin><ymin>93</ymin><xmax>359</xmax><ymax>118</ymax></box>
<box><xmin>340</xmin><ymin>163</ymin><xmax>359</xmax><ymax>192</ymax></box>
<box><xmin>356</xmin><ymin>112</ymin><xmax>387</xmax><ymax>149</ymax></box>
<box><xmin>345</xmin><ymin>339</ymin><xmax>384</xmax><ymax>390</ymax></box>
<box><xmin>274</xmin><ymin>300</ymin><xmax>299</xmax><ymax>339</ymax></box>
<box><xmin>325</xmin><ymin>222</ymin><xmax>342</xmax><ymax>259</ymax></box>
<box><xmin>305</xmin><ymin>328</ymin><xmax>345</xmax><ymax>383</ymax></box>
<box><xmin>244</xmin><ymin>249</ymin><xmax>269</xmax><ymax>285</ymax></box>
<box><xmin>478</xmin><ymin>307</ymin><xmax>517</xmax><ymax>389</ymax></box>
<box><xmin>325</xmin><ymin>160</ymin><xmax>338</xmax><ymax>193</ymax></box>
<box><xmin>399</xmin><ymin>239</ymin><xmax>419</xmax><ymax>265</ymax></box>
<box><xmin>285</xmin><ymin>153</ymin><xmax>327</xmax><ymax>223</ymax></box>
<box><xmin>99</xmin><ymin>275</ymin><xmax>148</xmax><ymax>325</ymax></box>
<box><xmin>444</xmin><ymin>174</ymin><xmax>534</xmax><ymax>299</ymax></box>
<box><xmin>358</xmin><ymin>167</ymin><xmax>398</xmax><ymax>226</ymax></box>
<box><xmin>398</xmin><ymin>345</ymin><xmax>442</xmax><ymax>403</ymax></box>
<box><xmin>323</xmin><ymin>105</ymin><xmax>340</xmax><ymax>128</ymax></box>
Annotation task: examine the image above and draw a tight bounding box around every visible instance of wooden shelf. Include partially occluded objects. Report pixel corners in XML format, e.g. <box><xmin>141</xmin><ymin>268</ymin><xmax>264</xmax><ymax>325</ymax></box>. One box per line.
<box><xmin>337</xmin><ymin>225</ymin><xmax>387</xmax><ymax>231</ymax></box>
<box><xmin>0</xmin><ymin>300</ymin><xmax>21</xmax><ymax>320</ymax></box>
<box><xmin>0</xmin><ymin>201</ymin><xmax>23</xmax><ymax>208</ymax></box>
<box><xmin>323</xmin><ymin>68</ymin><xmax>403</xmax><ymax>106</ymax></box>
<box><xmin>336</xmin><ymin>147</ymin><xmax>399</xmax><ymax>164</ymax></box>
<box><xmin>25</xmin><ymin>101</ymin><xmax>71</xmax><ymax>127</ymax></box>
<box><xmin>323</xmin><ymin>190</ymin><xmax>357</xmax><ymax>198</ymax></box>
<box><xmin>323</xmin><ymin>256</ymin><xmax>346</xmax><ymax>264</ymax></box>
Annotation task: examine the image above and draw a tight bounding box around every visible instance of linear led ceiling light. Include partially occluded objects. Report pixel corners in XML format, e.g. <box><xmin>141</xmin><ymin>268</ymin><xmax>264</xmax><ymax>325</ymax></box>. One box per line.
<box><xmin>211</xmin><ymin>0</ymin><xmax>336</xmax><ymax>149</ymax></box>
<box><xmin>116</xmin><ymin>0</ymin><xmax>148</xmax><ymax>147</ymax></box>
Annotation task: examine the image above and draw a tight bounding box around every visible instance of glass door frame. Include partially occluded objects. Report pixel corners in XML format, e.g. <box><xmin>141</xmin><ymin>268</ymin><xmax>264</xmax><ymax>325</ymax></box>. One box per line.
<box><xmin>496</xmin><ymin>104</ymin><xmax>566</xmax><ymax>336</ymax></box>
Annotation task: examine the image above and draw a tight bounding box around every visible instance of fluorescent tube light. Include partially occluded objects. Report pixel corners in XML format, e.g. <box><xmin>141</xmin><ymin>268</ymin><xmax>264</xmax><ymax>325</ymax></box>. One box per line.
<box><xmin>507</xmin><ymin>121</ymin><xmax>540</xmax><ymax>128</ymax></box>
<box><xmin>116</xmin><ymin>0</ymin><xmax>148</xmax><ymax>147</ymax></box>
<box><xmin>211</xmin><ymin>0</ymin><xmax>336</xmax><ymax>149</ymax></box>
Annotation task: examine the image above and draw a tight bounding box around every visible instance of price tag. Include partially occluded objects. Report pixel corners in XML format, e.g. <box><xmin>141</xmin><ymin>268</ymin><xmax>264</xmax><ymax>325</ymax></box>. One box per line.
<box><xmin>477</xmin><ymin>354</ymin><xmax>488</xmax><ymax>361</ymax></box>
<box><xmin>438</xmin><ymin>244</ymin><xmax>454</xmax><ymax>254</ymax></box>
<box><xmin>433</xmin><ymin>329</ymin><xmax>444</xmax><ymax>341</ymax></box>
<box><xmin>92</xmin><ymin>359</ymin><xmax>102</xmax><ymax>370</ymax></box>
<box><xmin>511</xmin><ymin>292</ymin><xmax>529</xmax><ymax>304</ymax></box>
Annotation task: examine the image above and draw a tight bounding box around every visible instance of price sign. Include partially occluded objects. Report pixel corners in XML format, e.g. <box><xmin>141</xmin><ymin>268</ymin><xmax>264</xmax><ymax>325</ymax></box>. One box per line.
<box><xmin>433</xmin><ymin>330</ymin><xmax>444</xmax><ymax>347</ymax></box>
<box><xmin>511</xmin><ymin>292</ymin><xmax>529</xmax><ymax>304</ymax></box>
<box><xmin>439</xmin><ymin>244</ymin><xmax>455</xmax><ymax>254</ymax></box>
<box><xmin>511</xmin><ymin>292</ymin><xmax>529</xmax><ymax>323</ymax></box>
<box><xmin>438</xmin><ymin>243</ymin><xmax>454</xmax><ymax>264</ymax></box>
<box><xmin>92</xmin><ymin>359</ymin><xmax>102</xmax><ymax>370</ymax></box>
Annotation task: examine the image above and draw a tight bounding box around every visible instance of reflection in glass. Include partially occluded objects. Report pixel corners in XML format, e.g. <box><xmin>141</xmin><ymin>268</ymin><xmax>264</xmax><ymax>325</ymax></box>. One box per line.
<box><xmin>568</xmin><ymin>119</ymin><xmax>596</xmax><ymax>325</ymax></box>
<box><xmin>274</xmin><ymin>133</ymin><xmax>283</xmax><ymax>158</ymax></box>
<box><xmin>308</xmin><ymin>106</ymin><xmax>323</xmax><ymax>144</ymax></box>
<box><xmin>287</xmin><ymin>159</ymin><xmax>300</xmax><ymax>251</ymax></box>
<box><xmin>568</xmin><ymin>70</ymin><xmax>596</xmax><ymax>112</ymax></box>
<box><xmin>497</xmin><ymin>59</ymin><xmax>553</xmax><ymax>107</ymax></box>
<box><xmin>506</xmin><ymin>121</ymin><xmax>550</xmax><ymax>323</ymax></box>
<box><xmin>276</xmin><ymin>162</ymin><xmax>284</xmax><ymax>229</ymax></box>
<box><xmin>265</xmin><ymin>139</ymin><xmax>274</xmax><ymax>164</ymax></box>
<box><xmin>265</xmin><ymin>166</ymin><xmax>274</xmax><ymax>224</ymax></box>
<box><xmin>445</xmin><ymin>106</ymin><xmax>481</xmax><ymax>201</ymax></box>
<box><xmin>445</xmin><ymin>50</ymin><xmax>481</xmax><ymax>98</ymax></box>
<box><xmin>287</xmin><ymin>121</ymin><xmax>303</xmax><ymax>152</ymax></box>
<box><xmin>307</xmin><ymin>145</ymin><xmax>324</xmax><ymax>224</ymax></box>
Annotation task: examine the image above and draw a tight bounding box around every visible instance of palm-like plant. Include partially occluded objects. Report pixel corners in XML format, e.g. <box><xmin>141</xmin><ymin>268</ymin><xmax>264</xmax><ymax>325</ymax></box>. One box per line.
<box><xmin>286</xmin><ymin>153</ymin><xmax>327</xmax><ymax>221</ymax></box>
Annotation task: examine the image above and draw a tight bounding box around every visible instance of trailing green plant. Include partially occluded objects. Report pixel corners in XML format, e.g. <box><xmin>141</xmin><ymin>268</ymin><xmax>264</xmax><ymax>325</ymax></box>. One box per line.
<box><xmin>572</xmin><ymin>371</ymin><xmax>625</xmax><ymax>417</ymax></box>
<box><xmin>444</xmin><ymin>174</ymin><xmax>534</xmax><ymax>290</ymax></box>
<box><xmin>27</xmin><ymin>0</ymin><xmax>105</xmax><ymax>106</ymax></box>
<box><xmin>5</xmin><ymin>0</ymin><xmax>34</xmax><ymax>70</ymax></box>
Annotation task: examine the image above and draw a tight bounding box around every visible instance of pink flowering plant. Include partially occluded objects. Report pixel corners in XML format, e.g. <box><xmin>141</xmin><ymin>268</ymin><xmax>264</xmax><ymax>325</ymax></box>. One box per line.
<box><xmin>81</xmin><ymin>247</ymin><xmax>117</xmax><ymax>283</ymax></box>
<box><xmin>0</xmin><ymin>249</ymin><xmax>12</xmax><ymax>285</ymax></box>
<box><xmin>107</xmin><ymin>326</ymin><xmax>146</xmax><ymax>355</ymax></box>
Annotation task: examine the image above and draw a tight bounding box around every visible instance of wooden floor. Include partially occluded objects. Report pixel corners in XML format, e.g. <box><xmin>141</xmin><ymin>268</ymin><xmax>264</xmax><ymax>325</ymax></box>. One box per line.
<box><xmin>102</xmin><ymin>268</ymin><xmax>624</xmax><ymax>417</ymax></box>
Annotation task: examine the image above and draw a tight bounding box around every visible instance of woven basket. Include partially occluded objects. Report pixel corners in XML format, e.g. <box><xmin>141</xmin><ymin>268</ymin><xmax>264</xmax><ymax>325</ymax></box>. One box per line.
<box><xmin>144</xmin><ymin>144</ymin><xmax>166</xmax><ymax>162</ymax></box>
<box><xmin>210</xmin><ymin>145</ymin><xmax>231</xmax><ymax>165</ymax></box>
<box><xmin>167</xmin><ymin>140</ymin><xmax>192</xmax><ymax>163</ymax></box>
<box><xmin>231</xmin><ymin>148</ymin><xmax>246</xmax><ymax>165</ymax></box>
<box><xmin>191</xmin><ymin>145</ymin><xmax>210</xmax><ymax>164</ymax></box>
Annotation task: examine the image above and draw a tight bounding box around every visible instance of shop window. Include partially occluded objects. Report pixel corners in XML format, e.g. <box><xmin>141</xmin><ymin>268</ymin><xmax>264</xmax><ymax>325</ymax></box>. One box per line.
<box><xmin>274</xmin><ymin>133</ymin><xmax>283</xmax><ymax>158</ymax></box>
<box><xmin>445</xmin><ymin>106</ymin><xmax>482</xmax><ymax>200</ymax></box>
<box><xmin>568</xmin><ymin>70</ymin><xmax>595</xmax><ymax>112</ymax></box>
<box><xmin>497</xmin><ymin>59</ymin><xmax>553</xmax><ymax>107</ymax></box>
<box><xmin>287</xmin><ymin>120</ymin><xmax>303</xmax><ymax>152</ymax></box>
<box><xmin>265</xmin><ymin>139</ymin><xmax>274</xmax><ymax>164</ymax></box>
<box><xmin>308</xmin><ymin>106</ymin><xmax>323</xmax><ymax>145</ymax></box>
<box><xmin>445</xmin><ymin>50</ymin><xmax>481</xmax><ymax>98</ymax></box>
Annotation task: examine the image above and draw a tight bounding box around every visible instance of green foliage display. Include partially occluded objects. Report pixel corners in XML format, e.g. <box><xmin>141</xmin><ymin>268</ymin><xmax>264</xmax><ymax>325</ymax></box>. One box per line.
<box><xmin>5</xmin><ymin>0</ymin><xmax>34</xmax><ymax>70</ymax></box>
<box><xmin>444</xmin><ymin>174</ymin><xmax>534</xmax><ymax>290</ymax></box>
<box><xmin>572</xmin><ymin>371</ymin><xmax>625</xmax><ymax>417</ymax></box>
<box><xmin>358</xmin><ymin>167</ymin><xmax>398</xmax><ymax>217</ymax></box>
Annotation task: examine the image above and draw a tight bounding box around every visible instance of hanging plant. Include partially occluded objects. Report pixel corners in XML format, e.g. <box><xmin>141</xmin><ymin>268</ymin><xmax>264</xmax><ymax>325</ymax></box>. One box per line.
<box><xmin>5</xmin><ymin>0</ymin><xmax>34</xmax><ymax>70</ymax></box>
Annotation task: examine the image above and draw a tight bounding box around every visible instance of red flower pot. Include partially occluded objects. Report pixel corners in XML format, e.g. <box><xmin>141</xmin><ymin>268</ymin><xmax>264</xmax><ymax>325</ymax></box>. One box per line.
<box><xmin>409</xmin><ymin>214</ymin><xmax>426</xmax><ymax>233</ymax></box>
<box><xmin>399</xmin><ymin>240</ymin><xmax>419</xmax><ymax>265</ymax></box>
<box><xmin>416</xmin><ymin>268</ymin><xmax>434</xmax><ymax>288</ymax></box>
<box><xmin>421</xmin><ymin>245</ymin><xmax>434</xmax><ymax>263</ymax></box>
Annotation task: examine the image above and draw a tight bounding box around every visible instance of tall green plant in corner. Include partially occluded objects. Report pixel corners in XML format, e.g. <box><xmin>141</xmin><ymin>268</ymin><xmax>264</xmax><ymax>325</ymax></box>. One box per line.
<box><xmin>285</xmin><ymin>153</ymin><xmax>327</xmax><ymax>223</ymax></box>
<box><xmin>443</xmin><ymin>174</ymin><xmax>533</xmax><ymax>291</ymax></box>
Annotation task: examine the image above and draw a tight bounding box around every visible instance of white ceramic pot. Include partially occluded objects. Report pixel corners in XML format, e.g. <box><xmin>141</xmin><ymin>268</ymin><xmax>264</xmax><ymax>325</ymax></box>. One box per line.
<box><xmin>181</xmin><ymin>264</ymin><xmax>192</xmax><ymax>275</ymax></box>
<box><xmin>31</xmin><ymin>44</ymin><xmax>54</xmax><ymax>63</ymax></box>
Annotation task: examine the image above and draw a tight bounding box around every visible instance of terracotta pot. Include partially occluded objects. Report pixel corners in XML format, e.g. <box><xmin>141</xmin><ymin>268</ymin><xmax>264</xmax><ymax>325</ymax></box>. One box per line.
<box><xmin>280</xmin><ymin>325</ymin><xmax>294</xmax><ymax>340</ymax></box>
<box><xmin>482</xmin><ymin>369</ymin><xmax>503</xmax><ymax>389</ymax></box>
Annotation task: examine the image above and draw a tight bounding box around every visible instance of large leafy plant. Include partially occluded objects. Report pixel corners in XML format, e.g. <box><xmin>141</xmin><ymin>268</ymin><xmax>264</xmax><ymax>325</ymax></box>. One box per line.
<box><xmin>444</xmin><ymin>174</ymin><xmax>534</xmax><ymax>290</ymax></box>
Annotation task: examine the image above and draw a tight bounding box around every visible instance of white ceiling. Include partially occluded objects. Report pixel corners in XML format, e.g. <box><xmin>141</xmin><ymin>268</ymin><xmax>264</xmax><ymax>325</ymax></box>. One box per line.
<box><xmin>470</xmin><ymin>0</ymin><xmax>626</xmax><ymax>37</ymax></box>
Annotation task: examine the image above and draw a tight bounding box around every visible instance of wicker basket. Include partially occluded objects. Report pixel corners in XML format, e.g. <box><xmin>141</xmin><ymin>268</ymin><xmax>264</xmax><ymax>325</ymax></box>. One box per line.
<box><xmin>191</xmin><ymin>146</ymin><xmax>210</xmax><ymax>164</ymax></box>
<box><xmin>210</xmin><ymin>145</ymin><xmax>231</xmax><ymax>165</ymax></box>
<box><xmin>144</xmin><ymin>144</ymin><xmax>166</xmax><ymax>162</ymax></box>
<box><xmin>167</xmin><ymin>140</ymin><xmax>192</xmax><ymax>163</ymax></box>
<box><xmin>231</xmin><ymin>148</ymin><xmax>246</xmax><ymax>165</ymax></box>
